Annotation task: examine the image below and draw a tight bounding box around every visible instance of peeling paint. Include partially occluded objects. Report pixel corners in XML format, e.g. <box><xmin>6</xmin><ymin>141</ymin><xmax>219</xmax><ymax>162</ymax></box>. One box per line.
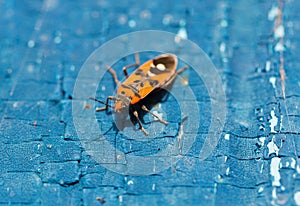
<box><xmin>269</xmin><ymin>77</ymin><xmax>276</xmax><ymax>89</ymax></box>
<box><xmin>268</xmin><ymin>6</ymin><xmax>279</xmax><ymax>21</ymax></box>
<box><xmin>295</xmin><ymin>191</ymin><xmax>300</xmax><ymax>205</ymax></box>
<box><xmin>265</xmin><ymin>60</ymin><xmax>271</xmax><ymax>72</ymax></box>
<box><xmin>269</xmin><ymin>110</ymin><xmax>278</xmax><ymax>133</ymax></box>
<box><xmin>267</xmin><ymin>137</ymin><xmax>279</xmax><ymax>156</ymax></box>
<box><xmin>270</xmin><ymin>157</ymin><xmax>281</xmax><ymax>187</ymax></box>
<box><xmin>224</xmin><ymin>133</ymin><xmax>230</xmax><ymax>140</ymax></box>
<box><xmin>274</xmin><ymin>25</ymin><xmax>285</xmax><ymax>39</ymax></box>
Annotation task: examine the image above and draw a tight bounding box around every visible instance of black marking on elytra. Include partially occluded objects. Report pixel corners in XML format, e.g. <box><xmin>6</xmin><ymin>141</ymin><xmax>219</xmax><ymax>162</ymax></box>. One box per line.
<box><xmin>134</xmin><ymin>69</ymin><xmax>144</xmax><ymax>76</ymax></box>
<box><xmin>121</xmin><ymin>83</ymin><xmax>141</xmax><ymax>98</ymax></box>
<box><xmin>153</xmin><ymin>56</ymin><xmax>176</xmax><ymax>68</ymax></box>
<box><xmin>149</xmin><ymin>79</ymin><xmax>159</xmax><ymax>87</ymax></box>
<box><xmin>149</xmin><ymin>66</ymin><xmax>170</xmax><ymax>75</ymax></box>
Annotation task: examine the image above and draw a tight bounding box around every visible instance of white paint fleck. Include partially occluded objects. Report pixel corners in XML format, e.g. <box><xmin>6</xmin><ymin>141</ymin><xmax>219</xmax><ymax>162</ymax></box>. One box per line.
<box><xmin>27</xmin><ymin>40</ymin><xmax>35</xmax><ymax>48</ymax></box>
<box><xmin>260</xmin><ymin>161</ymin><xmax>264</xmax><ymax>173</ymax></box>
<box><xmin>291</xmin><ymin>158</ymin><xmax>296</xmax><ymax>169</ymax></box>
<box><xmin>152</xmin><ymin>184</ymin><xmax>156</xmax><ymax>191</ymax></box>
<box><xmin>275</xmin><ymin>42</ymin><xmax>285</xmax><ymax>52</ymax></box>
<box><xmin>258</xmin><ymin>187</ymin><xmax>264</xmax><ymax>193</ymax></box>
<box><xmin>270</xmin><ymin>157</ymin><xmax>281</xmax><ymax>187</ymax></box>
<box><xmin>219</xmin><ymin>42</ymin><xmax>226</xmax><ymax>53</ymax></box>
<box><xmin>225</xmin><ymin>167</ymin><xmax>230</xmax><ymax>176</ymax></box>
<box><xmin>177</xmin><ymin>27</ymin><xmax>188</xmax><ymax>39</ymax></box>
<box><xmin>268</xmin><ymin>6</ymin><xmax>279</xmax><ymax>21</ymax></box>
<box><xmin>70</xmin><ymin>65</ymin><xmax>75</xmax><ymax>71</ymax></box>
<box><xmin>54</xmin><ymin>36</ymin><xmax>62</xmax><ymax>44</ymax></box>
<box><xmin>265</xmin><ymin>61</ymin><xmax>271</xmax><ymax>72</ymax></box>
<box><xmin>272</xmin><ymin>188</ymin><xmax>277</xmax><ymax>201</ymax></box>
<box><xmin>127</xmin><ymin>180</ymin><xmax>134</xmax><ymax>185</ymax></box>
<box><xmin>295</xmin><ymin>191</ymin><xmax>300</xmax><ymax>205</ymax></box>
<box><xmin>152</xmin><ymin>111</ymin><xmax>163</xmax><ymax>121</ymax></box>
<box><xmin>128</xmin><ymin>20</ymin><xmax>136</xmax><ymax>28</ymax></box>
<box><xmin>274</xmin><ymin>25</ymin><xmax>285</xmax><ymax>39</ymax></box>
<box><xmin>119</xmin><ymin>195</ymin><xmax>123</xmax><ymax>202</ymax></box>
<box><xmin>224</xmin><ymin>133</ymin><xmax>230</xmax><ymax>140</ymax></box>
<box><xmin>140</xmin><ymin>10</ymin><xmax>152</xmax><ymax>19</ymax></box>
<box><xmin>118</xmin><ymin>14</ymin><xmax>128</xmax><ymax>25</ymax></box>
<box><xmin>269</xmin><ymin>110</ymin><xmax>278</xmax><ymax>133</ymax></box>
<box><xmin>224</xmin><ymin>156</ymin><xmax>228</xmax><ymax>163</ymax></box>
<box><xmin>267</xmin><ymin>137</ymin><xmax>279</xmax><ymax>156</ymax></box>
<box><xmin>220</xmin><ymin>19</ymin><xmax>228</xmax><ymax>27</ymax></box>
<box><xmin>27</xmin><ymin>64</ymin><xmax>35</xmax><ymax>73</ymax></box>
<box><xmin>279</xmin><ymin>115</ymin><xmax>283</xmax><ymax>131</ymax></box>
<box><xmin>213</xmin><ymin>183</ymin><xmax>217</xmax><ymax>194</ymax></box>
<box><xmin>297</xmin><ymin>165</ymin><xmax>300</xmax><ymax>174</ymax></box>
<box><xmin>269</xmin><ymin>77</ymin><xmax>276</xmax><ymax>89</ymax></box>
<box><xmin>13</xmin><ymin>102</ymin><xmax>18</xmax><ymax>108</ymax></box>
<box><xmin>259</xmin><ymin>137</ymin><xmax>266</xmax><ymax>147</ymax></box>
<box><xmin>162</xmin><ymin>14</ymin><xmax>172</xmax><ymax>25</ymax></box>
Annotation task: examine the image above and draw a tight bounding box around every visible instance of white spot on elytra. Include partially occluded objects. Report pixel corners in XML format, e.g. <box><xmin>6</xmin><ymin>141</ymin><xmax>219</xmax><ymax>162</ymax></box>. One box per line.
<box><xmin>156</xmin><ymin>64</ymin><xmax>166</xmax><ymax>71</ymax></box>
<box><xmin>270</xmin><ymin>157</ymin><xmax>281</xmax><ymax>187</ymax></box>
<box><xmin>258</xmin><ymin>187</ymin><xmax>264</xmax><ymax>193</ymax></box>
<box><xmin>147</xmin><ymin>71</ymin><xmax>155</xmax><ymax>77</ymax></box>
<box><xmin>269</xmin><ymin>77</ymin><xmax>276</xmax><ymax>89</ymax></box>
<box><xmin>269</xmin><ymin>110</ymin><xmax>278</xmax><ymax>133</ymax></box>
<box><xmin>224</xmin><ymin>133</ymin><xmax>230</xmax><ymax>140</ymax></box>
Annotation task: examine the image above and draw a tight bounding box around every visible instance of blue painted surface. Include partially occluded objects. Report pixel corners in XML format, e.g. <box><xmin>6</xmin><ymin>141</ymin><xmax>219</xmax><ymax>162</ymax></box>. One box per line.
<box><xmin>0</xmin><ymin>0</ymin><xmax>300</xmax><ymax>205</ymax></box>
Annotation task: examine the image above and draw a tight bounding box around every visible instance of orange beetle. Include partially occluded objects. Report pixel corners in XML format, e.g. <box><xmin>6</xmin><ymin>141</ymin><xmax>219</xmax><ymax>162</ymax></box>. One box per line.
<box><xmin>90</xmin><ymin>53</ymin><xmax>188</xmax><ymax>135</ymax></box>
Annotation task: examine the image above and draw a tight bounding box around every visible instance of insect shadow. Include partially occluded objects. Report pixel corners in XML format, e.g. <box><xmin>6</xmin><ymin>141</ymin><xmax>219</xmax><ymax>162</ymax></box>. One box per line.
<box><xmin>113</xmin><ymin>86</ymin><xmax>172</xmax><ymax>133</ymax></box>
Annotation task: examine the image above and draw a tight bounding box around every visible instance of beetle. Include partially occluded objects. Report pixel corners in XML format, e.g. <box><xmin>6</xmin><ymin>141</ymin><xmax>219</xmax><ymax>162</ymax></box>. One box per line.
<box><xmin>90</xmin><ymin>53</ymin><xmax>188</xmax><ymax>135</ymax></box>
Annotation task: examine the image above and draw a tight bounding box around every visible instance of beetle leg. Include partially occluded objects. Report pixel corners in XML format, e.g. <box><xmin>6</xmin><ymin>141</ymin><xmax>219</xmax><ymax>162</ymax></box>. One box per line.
<box><xmin>106</xmin><ymin>66</ymin><xmax>120</xmax><ymax>85</ymax></box>
<box><xmin>89</xmin><ymin>96</ymin><xmax>116</xmax><ymax>112</ymax></box>
<box><xmin>133</xmin><ymin>110</ymin><xmax>149</xmax><ymax>136</ymax></box>
<box><xmin>164</xmin><ymin>65</ymin><xmax>189</xmax><ymax>86</ymax></box>
<box><xmin>123</xmin><ymin>53</ymin><xmax>140</xmax><ymax>78</ymax></box>
<box><xmin>141</xmin><ymin>105</ymin><xmax>168</xmax><ymax>125</ymax></box>
<box><xmin>176</xmin><ymin>65</ymin><xmax>189</xmax><ymax>75</ymax></box>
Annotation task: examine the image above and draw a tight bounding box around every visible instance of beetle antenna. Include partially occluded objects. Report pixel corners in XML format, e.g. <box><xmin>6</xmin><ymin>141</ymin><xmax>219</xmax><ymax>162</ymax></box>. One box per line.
<box><xmin>89</xmin><ymin>97</ymin><xmax>115</xmax><ymax>108</ymax></box>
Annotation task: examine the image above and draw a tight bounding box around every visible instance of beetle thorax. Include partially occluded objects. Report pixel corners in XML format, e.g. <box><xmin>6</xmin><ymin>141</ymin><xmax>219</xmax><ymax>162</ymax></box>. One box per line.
<box><xmin>115</xmin><ymin>94</ymin><xmax>131</xmax><ymax>111</ymax></box>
